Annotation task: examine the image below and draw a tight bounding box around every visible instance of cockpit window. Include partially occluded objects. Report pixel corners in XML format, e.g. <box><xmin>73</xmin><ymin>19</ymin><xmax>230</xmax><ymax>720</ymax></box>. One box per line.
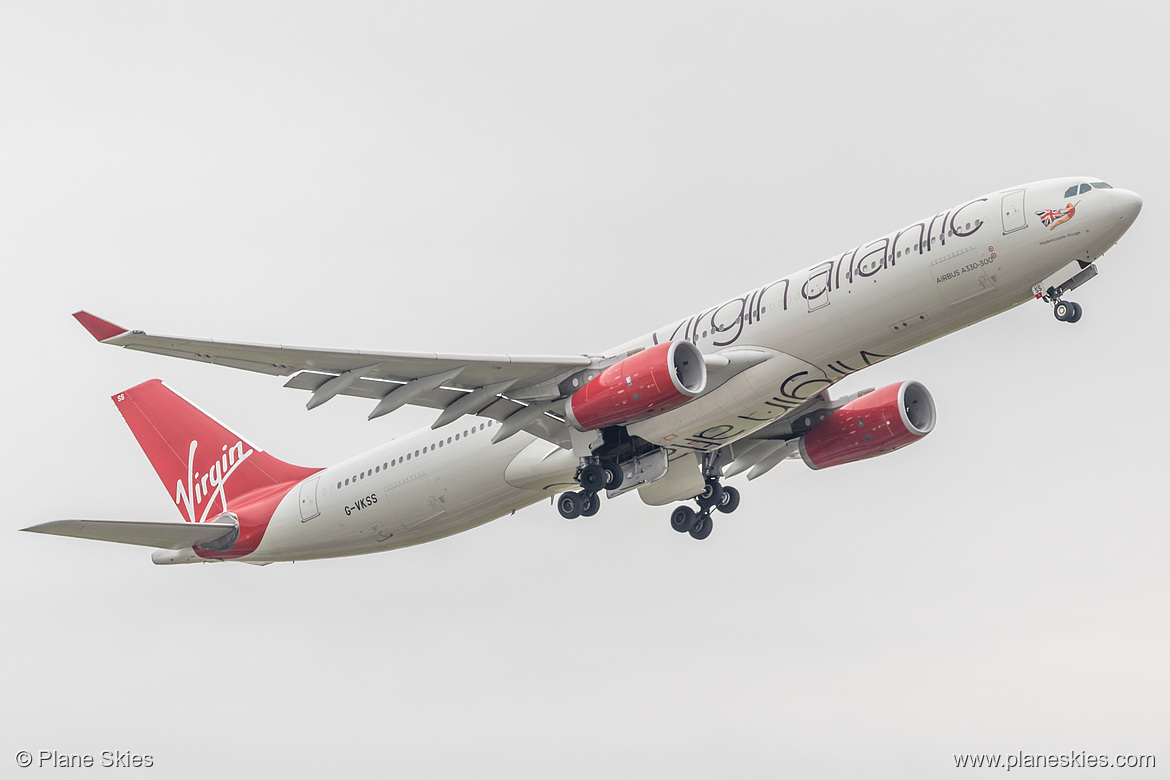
<box><xmin>1066</xmin><ymin>181</ymin><xmax>1111</xmax><ymax>197</ymax></box>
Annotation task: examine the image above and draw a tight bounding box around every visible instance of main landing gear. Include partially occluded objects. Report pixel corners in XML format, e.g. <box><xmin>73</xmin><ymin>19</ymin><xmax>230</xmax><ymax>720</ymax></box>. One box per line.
<box><xmin>556</xmin><ymin>460</ymin><xmax>623</xmax><ymax>519</ymax></box>
<box><xmin>669</xmin><ymin>478</ymin><xmax>740</xmax><ymax>541</ymax></box>
<box><xmin>1042</xmin><ymin>263</ymin><xmax>1097</xmax><ymax>324</ymax></box>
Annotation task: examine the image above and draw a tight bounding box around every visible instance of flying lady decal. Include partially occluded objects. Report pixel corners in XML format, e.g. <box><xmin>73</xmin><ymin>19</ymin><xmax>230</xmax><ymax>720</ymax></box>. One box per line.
<box><xmin>1036</xmin><ymin>202</ymin><xmax>1078</xmax><ymax>230</ymax></box>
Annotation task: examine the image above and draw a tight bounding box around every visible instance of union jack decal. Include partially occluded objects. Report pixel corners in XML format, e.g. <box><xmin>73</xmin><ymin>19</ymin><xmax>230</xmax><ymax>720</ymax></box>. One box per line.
<box><xmin>1036</xmin><ymin>201</ymin><xmax>1078</xmax><ymax>230</ymax></box>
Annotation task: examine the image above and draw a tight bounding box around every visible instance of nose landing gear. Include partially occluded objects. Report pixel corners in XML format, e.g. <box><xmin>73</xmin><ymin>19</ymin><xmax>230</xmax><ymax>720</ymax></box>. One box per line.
<box><xmin>1040</xmin><ymin>263</ymin><xmax>1097</xmax><ymax>324</ymax></box>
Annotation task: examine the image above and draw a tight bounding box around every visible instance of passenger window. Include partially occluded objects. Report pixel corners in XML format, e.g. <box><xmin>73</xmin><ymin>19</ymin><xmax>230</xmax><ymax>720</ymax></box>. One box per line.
<box><xmin>1079</xmin><ymin>183</ymin><xmax>1091</xmax><ymax>194</ymax></box>
<box><xmin>1064</xmin><ymin>185</ymin><xmax>1078</xmax><ymax>198</ymax></box>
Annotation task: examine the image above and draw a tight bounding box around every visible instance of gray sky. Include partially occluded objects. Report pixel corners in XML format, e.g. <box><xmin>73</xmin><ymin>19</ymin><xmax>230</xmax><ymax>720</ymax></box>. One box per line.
<box><xmin>3</xmin><ymin>2</ymin><xmax>1167</xmax><ymax>777</ymax></box>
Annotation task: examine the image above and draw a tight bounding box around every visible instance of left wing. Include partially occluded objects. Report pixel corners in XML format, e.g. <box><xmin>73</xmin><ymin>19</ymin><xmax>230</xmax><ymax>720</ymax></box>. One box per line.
<box><xmin>74</xmin><ymin>311</ymin><xmax>595</xmax><ymax>446</ymax></box>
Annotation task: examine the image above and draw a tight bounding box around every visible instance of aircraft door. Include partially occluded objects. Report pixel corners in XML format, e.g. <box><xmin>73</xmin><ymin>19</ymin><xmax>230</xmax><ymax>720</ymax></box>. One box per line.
<box><xmin>804</xmin><ymin>261</ymin><xmax>834</xmax><ymax>311</ymax></box>
<box><xmin>298</xmin><ymin>476</ymin><xmax>321</xmax><ymax>522</ymax></box>
<box><xmin>1001</xmin><ymin>189</ymin><xmax>1028</xmax><ymax>234</ymax></box>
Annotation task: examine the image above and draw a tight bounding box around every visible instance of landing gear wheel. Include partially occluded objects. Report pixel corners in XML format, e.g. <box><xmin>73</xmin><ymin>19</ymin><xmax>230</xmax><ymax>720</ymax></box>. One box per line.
<box><xmin>602</xmin><ymin>462</ymin><xmax>624</xmax><ymax>491</ymax></box>
<box><xmin>695</xmin><ymin>478</ymin><xmax>724</xmax><ymax>510</ymax></box>
<box><xmin>578</xmin><ymin>463</ymin><xmax>607</xmax><ymax>493</ymax></box>
<box><xmin>557</xmin><ymin>491</ymin><xmax>583</xmax><ymax>519</ymax></box>
<box><xmin>715</xmin><ymin>485</ymin><xmax>740</xmax><ymax>514</ymax></box>
<box><xmin>1053</xmin><ymin>300</ymin><xmax>1080</xmax><ymax>323</ymax></box>
<box><xmin>580</xmin><ymin>491</ymin><xmax>600</xmax><ymax>517</ymax></box>
<box><xmin>689</xmin><ymin>513</ymin><xmax>713</xmax><ymax>540</ymax></box>
<box><xmin>670</xmin><ymin>505</ymin><xmax>697</xmax><ymax>533</ymax></box>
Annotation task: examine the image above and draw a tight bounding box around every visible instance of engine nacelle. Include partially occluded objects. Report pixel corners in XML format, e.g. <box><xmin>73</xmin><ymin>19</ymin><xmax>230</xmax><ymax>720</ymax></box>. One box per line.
<box><xmin>566</xmin><ymin>341</ymin><xmax>707</xmax><ymax>431</ymax></box>
<box><xmin>799</xmin><ymin>380</ymin><xmax>936</xmax><ymax>469</ymax></box>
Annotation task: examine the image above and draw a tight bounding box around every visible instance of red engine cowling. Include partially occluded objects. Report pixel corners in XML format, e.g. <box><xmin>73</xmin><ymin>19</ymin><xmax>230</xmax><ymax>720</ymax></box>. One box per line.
<box><xmin>799</xmin><ymin>380</ymin><xmax>936</xmax><ymax>469</ymax></box>
<box><xmin>566</xmin><ymin>341</ymin><xmax>707</xmax><ymax>431</ymax></box>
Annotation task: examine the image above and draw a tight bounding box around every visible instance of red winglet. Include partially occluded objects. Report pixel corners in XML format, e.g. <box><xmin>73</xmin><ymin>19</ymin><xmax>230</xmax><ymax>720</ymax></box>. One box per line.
<box><xmin>73</xmin><ymin>311</ymin><xmax>128</xmax><ymax>341</ymax></box>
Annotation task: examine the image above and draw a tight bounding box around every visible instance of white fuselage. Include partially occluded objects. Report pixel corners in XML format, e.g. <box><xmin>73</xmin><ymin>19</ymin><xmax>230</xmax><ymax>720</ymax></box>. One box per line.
<box><xmin>249</xmin><ymin>177</ymin><xmax>1139</xmax><ymax>562</ymax></box>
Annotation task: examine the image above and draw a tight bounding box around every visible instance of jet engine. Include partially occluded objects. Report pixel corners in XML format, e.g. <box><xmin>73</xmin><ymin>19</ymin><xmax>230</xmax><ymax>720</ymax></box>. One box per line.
<box><xmin>799</xmin><ymin>380</ymin><xmax>936</xmax><ymax>469</ymax></box>
<box><xmin>566</xmin><ymin>341</ymin><xmax>707</xmax><ymax>431</ymax></box>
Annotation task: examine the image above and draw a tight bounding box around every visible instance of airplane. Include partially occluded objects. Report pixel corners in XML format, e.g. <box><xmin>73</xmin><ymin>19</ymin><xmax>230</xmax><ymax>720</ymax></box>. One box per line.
<box><xmin>24</xmin><ymin>176</ymin><xmax>1142</xmax><ymax>564</ymax></box>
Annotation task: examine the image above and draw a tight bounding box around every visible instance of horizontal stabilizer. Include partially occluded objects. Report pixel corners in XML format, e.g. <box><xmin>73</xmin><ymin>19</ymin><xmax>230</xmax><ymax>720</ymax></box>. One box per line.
<box><xmin>22</xmin><ymin>519</ymin><xmax>237</xmax><ymax>550</ymax></box>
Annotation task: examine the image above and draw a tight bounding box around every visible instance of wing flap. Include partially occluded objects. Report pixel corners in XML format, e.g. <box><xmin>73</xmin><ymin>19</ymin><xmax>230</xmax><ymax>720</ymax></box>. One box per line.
<box><xmin>22</xmin><ymin>519</ymin><xmax>237</xmax><ymax>550</ymax></box>
<box><xmin>282</xmin><ymin>372</ymin><xmax>476</xmax><ymax>410</ymax></box>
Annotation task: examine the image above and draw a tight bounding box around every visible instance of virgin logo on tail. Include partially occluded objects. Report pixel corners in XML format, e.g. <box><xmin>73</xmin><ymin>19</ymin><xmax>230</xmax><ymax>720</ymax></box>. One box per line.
<box><xmin>174</xmin><ymin>440</ymin><xmax>254</xmax><ymax>523</ymax></box>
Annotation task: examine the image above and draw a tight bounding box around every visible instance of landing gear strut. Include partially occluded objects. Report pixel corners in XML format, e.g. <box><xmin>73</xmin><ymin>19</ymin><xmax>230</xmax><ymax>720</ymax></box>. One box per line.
<box><xmin>1041</xmin><ymin>263</ymin><xmax>1097</xmax><ymax>324</ymax></box>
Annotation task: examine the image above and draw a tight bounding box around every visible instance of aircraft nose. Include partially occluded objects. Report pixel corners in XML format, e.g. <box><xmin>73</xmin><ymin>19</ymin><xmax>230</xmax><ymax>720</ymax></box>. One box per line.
<box><xmin>1112</xmin><ymin>188</ymin><xmax>1143</xmax><ymax>222</ymax></box>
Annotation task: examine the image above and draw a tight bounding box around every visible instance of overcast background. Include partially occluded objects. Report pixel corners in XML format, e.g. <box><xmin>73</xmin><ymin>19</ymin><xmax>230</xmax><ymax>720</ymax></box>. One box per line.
<box><xmin>3</xmin><ymin>2</ymin><xmax>1167</xmax><ymax>777</ymax></box>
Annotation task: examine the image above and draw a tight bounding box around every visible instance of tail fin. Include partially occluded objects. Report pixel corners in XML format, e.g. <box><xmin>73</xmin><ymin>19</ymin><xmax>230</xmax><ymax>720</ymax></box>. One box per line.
<box><xmin>115</xmin><ymin>380</ymin><xmax>318</xmax><ymax>524</ymax></box>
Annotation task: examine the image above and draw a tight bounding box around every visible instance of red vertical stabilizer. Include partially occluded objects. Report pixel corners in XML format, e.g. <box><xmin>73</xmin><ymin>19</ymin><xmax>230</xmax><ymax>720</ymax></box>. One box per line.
<box><xmin>114</xmin><ymin>379</ymin><xmax>319</xmax><ymax>558</ymax></box>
